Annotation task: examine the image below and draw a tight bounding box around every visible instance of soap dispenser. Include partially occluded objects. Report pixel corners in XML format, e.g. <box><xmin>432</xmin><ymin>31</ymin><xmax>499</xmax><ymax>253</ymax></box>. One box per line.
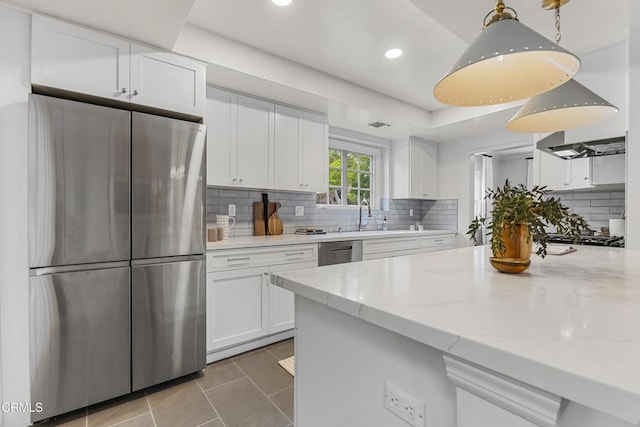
<box><xmin>382</xmin><ymin>216</ymin><xmax>388</xmax><ymax>231</ymax></box>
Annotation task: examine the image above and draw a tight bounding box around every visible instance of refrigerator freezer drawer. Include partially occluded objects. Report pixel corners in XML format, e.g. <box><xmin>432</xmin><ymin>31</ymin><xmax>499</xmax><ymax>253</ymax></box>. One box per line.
<box><xmin>132</xmin><ymin>257</ymin><xmax>206</xmax><ymax>391</ymax></box>
<box><xmin>132</xmin><ymin>112</ymin><xmax>206</xmax><ymax>259</ymax></box>
<box><xmin>29</xmin><ymin>266</ymin><xmax>130</xmax><ymax>423</ymax></box>
<box><xmin>28</xmin><ymin>94</ymin><xmax>130</xmax><ymax>268</ymax></box>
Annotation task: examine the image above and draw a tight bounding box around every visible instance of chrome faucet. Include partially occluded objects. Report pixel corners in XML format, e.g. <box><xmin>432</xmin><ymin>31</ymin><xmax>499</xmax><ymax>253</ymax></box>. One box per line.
<box><xmin>358</xmin><ymin>199</ymin><xmax>372</xmax><ymax>231</ymax></box>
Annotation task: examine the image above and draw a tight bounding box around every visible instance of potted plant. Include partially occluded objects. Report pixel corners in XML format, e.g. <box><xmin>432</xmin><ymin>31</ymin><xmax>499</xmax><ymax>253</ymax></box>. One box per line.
<box><xmin>467</xmin><ymin>180</ymin><xmax>591</xmax><ymax>273</ymax></box>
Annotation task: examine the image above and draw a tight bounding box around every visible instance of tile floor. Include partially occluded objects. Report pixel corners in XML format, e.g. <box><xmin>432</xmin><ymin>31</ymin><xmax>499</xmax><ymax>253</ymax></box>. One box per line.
<box><xmin>36</xmin><ymin>339</ymin><xmax>294</xmax><ymax>427</ymax></box>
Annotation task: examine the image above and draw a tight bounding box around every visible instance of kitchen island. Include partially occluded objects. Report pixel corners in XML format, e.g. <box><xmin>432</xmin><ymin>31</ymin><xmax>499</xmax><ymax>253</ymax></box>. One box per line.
<box><xmin>272</xmin><ymin>245</ymin><xmax>640</xmax><ymax>427</ymax></box>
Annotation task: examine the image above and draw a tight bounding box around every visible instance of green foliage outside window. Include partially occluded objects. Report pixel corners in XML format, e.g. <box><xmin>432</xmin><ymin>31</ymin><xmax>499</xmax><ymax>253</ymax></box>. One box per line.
<box><xmin>317</xmin><ymin>149</ymin><xmax>372</xmax><ymax>206</ymax></box>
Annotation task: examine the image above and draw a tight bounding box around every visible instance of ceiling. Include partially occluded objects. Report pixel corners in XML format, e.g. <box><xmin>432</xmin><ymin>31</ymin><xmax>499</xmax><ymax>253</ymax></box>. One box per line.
<box><xmin>2</xmin><ymin>0</ymin><xmax>631</xmax><ymax>142</ymax></box>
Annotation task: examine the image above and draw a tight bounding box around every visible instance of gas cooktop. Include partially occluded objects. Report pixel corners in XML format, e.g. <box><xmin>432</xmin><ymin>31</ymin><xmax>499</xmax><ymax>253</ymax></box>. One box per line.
<box><xmin>546</xmin><ymin>234</ymin><xmax>625</xmax><ymax>248</ymax></box>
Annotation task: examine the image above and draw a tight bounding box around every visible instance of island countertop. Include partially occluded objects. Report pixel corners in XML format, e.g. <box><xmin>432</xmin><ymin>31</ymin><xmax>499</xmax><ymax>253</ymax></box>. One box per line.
<box><xmin>272</xmin><ymin>245</ymin><xmax>640</xmax><ymax>425</ymax></box>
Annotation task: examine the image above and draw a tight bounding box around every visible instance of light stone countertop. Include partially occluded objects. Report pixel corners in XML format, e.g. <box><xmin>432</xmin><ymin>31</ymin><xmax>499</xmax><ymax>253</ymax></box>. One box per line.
<box><xmin>272</xmin><ymin>245</ymin><xmax>640</xmax><ymax>425</ymax></box>
<box><xmin>206</xmin><ymin>229</ymin><xmax>456</xmax><ymax>251</ymax></box>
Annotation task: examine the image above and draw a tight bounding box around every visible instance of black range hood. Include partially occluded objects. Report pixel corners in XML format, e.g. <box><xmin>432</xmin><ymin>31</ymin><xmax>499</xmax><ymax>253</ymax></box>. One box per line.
<box><xmin>537</xmin><ymin>132</ymin><xmax>625</xmax><ymax>160</ymax></box>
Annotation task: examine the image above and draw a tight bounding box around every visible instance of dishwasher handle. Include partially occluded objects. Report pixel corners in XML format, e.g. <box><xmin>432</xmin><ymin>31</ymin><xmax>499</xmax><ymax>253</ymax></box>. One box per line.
<box><xmin>330</xmin><ymin>246</ymin><xmax>353</xmax><ymax>252</ymax></box>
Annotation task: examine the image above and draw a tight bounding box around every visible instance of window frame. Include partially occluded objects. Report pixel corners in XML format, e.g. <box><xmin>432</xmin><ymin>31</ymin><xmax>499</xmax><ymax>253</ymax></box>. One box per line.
<box><xmin>318</xmin><ymin>137</ymin><xmax>382</xmax><ymax>208</ymax></box>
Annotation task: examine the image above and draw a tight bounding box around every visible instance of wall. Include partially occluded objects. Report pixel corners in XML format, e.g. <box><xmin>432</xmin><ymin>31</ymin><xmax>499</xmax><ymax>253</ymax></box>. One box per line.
<box><xmin>206</xmin><ymin>187</ymin><xmax>457</xmax><ymax>237</ymax></box>
<box><xmin>493</xmin><ymin>158</ymin><xmax>528</xmax><ymax>189</ymax></box>
<box><xmin>0</xmin><ymin>5</ymin><xmax>31</xmax><ymax>427</ymax></box>
<box><xmin>628</xmin><ymin>4</ymin><xmax>640</xmax><ymax>249</ymax></box>
<box><xmin>437</xmin><ymin>129</ymin><xmax>533</xmax><ymax>242</ymax></box>
<box><xmin>551</xmin><ymin>190</ymin><xmax>625</xmax><ymax>231</ymax></box>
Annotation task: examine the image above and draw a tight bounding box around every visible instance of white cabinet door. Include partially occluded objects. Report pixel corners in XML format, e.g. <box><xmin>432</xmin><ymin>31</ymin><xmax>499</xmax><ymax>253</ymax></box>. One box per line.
<box><xmin>410</xmin><ymin>141</ymin><xmax>437</xmax><ymax>199</ymax></box>
<box><xmin>205</xmin><ymin>87</ymin><xmax>238</xmax><ymax>186</ymax></box>
<box><xmin>206</xmin><ymin>267</ymin><xmax>268</xmax><ymax>352</ymax></box>
<box><xmin>130</xmin><ymin>43</ymin><xmax>205</xmax><ymax>117</ymax></box>
<box><xmin>268</xmin><ymin>260</ymin><xmax>317</xmax><ymax>334</ymax></box>
<box><xmin>566</xmin><ymin>157</ymin><xmax>593</xmax><ymax>190</ymax></box>
<box><xmin>237</xmin><ymin>95</ymin><xmax>275</xmax><ymax>188</ymax></box>
<box><xmin>538</xmin><ymin>151</ymin><xmax>567</xmax><ymax>191</ymax></box>
<box><xmin>591</xmin><ymin>154</ymin><xmax>625</xmax><ymax>185</ymax></box>
<box><xmin>31</xmin><ymin>15</ymin><xmax>130</xmax><ymax>102</ymax></box>
<box><xmin>302</xmin><ymin>112</ymin><xmax>329</xmax><ymax>193</ymax></box>
<box><xmin>274</xmin><ymin>105</ymin><xmax>303</xmax><ymax>191</ymax></box>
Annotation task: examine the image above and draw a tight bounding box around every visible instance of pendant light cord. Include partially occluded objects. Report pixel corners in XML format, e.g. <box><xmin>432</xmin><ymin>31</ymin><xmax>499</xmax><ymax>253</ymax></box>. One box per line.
<box><xmin>555</xmin><ymin>6</ymin><xmax>562</xmax><ymax>44</ymax></box>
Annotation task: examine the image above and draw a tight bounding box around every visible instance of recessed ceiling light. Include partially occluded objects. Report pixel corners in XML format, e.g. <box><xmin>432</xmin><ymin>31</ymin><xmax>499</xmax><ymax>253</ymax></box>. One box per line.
<box><xmin>384</xmin><ymin>48</ymin><xmax>403</xmax><ymax>59</ymax></box>
<box><xmin>272</xmin><ymin>0</ymin><xmax>292</xmax><ymax>6</ymax></box>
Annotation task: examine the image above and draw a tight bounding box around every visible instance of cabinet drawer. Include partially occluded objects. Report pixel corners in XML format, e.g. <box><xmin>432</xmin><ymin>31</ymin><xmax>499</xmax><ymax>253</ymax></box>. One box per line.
<box><xmin>420</xmin><ymin>234</ymin><xmax>456</xmax><ymax>252</ymax></box>
<box><xmin>362</xmin><ymin>237</ymin><xmax>419</xmax><ymax>255</ymax></box>
<box><xmin>363</xmin><ymin>249</ymin><xmax>418</xmax><ymax>261</ymax></box>
<box><xmin>207</xmin><ymin>244</ymin><xmax>317</xmax><ymax>272</ymax></box>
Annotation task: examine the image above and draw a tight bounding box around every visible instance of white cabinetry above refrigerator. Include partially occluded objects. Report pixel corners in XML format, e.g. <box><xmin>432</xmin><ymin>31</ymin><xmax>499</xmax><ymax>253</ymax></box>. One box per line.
<box><xmin>31</xmin><ymin>14</ymin><xmax>206</xmax><ymax>117</ymax></box>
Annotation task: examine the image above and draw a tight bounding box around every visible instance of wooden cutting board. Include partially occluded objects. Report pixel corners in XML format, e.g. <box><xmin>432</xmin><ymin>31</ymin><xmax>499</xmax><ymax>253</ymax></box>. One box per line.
<box><xmin>268</xmin><ymin>204</ymin><xmax>283</xmax><ymax>235</ymax></box>
<box><xmin>253</xmin><ymin>202</ymin><xmax>281</xmax><ymax>235</ymax></box>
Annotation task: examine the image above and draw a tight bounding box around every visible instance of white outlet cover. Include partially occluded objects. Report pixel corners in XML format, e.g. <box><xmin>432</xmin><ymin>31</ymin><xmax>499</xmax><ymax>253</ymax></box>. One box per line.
<box><xmin>228</xmin><ymin>204</ymin><xmax>236</xmax><ymax>216</ymax></box>
<box><xmin>295</xmin><ymin>206</ymin><xmax>304</xmax><ymax>216</ymax></box>
<box><xmin>410</xmin><ymin>208</ymin><xmax>414</xmax><ymax>217</ymax></box>
<box><xmin>384</xmin><ymin>382</ymin><xmax>425</xmax><ymax>427</ymax></box>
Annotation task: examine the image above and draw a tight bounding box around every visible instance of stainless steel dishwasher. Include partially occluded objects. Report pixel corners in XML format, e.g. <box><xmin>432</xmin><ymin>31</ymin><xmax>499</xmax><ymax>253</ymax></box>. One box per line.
<box><xmin>318</xmin><ymin>240</ymin><xmax>363</xmax><ymax>266</ymax></box>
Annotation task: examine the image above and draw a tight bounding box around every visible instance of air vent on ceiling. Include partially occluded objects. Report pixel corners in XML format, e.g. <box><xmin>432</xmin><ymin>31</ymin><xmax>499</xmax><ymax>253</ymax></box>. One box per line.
<box><xmin>368</xmin><ymin>121</ymin><xmax>390</xmax><ymax>128</ymax></box>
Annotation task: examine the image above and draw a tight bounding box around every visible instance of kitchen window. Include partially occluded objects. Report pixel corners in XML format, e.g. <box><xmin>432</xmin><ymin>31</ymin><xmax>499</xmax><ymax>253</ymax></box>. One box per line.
<box><xmin>317</xmin><ymin>148</ymin><xmax>374</xmax><ymax>206</ymax></box>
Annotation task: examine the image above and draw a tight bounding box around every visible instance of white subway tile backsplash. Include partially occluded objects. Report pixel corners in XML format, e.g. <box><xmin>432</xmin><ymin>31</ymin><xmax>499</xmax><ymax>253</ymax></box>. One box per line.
<box><xmin>206</xmin><ymin>186</ymin><xmax>457</xmax><ymax>233</ymax></box>
<box><xmin>552</xmin><ymin>190</ymin><xmax>626</xmax><ymax>230</ymax></box>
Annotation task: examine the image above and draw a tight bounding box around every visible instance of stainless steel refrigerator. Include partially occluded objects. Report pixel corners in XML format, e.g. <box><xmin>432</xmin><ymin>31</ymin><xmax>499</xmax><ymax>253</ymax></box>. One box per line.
<box><xmin>28</xmin><ymin>95</ymin><xmax>206</xmax><ymax>422</ymax></box>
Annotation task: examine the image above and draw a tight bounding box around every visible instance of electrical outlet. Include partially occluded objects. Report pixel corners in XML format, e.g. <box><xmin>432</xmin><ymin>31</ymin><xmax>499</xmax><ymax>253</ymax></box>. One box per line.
<box><xmin>409</xmin><ymin>208</ymin><xmax>414</xmax><ymax>217</ymax></box>
<box><xmin>228</xmin><ymin>204</ymin><xmax>236</xmax><ymax>216</ymax></box>
<box><xmin>295</xmin><ymin>206</ymin><xmax>304</xmax><ymax>216</ymax></box>
<box><xmin>384</xmin><ymin>382</ymin><xmax>425</xmax><ymax>427</ymax></box>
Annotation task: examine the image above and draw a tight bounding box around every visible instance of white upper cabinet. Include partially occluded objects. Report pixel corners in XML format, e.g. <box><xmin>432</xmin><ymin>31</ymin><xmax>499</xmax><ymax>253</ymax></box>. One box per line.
<box><xmin>301</xmin><ymin>112</ymin><xmax>329</xmax><ymax>193</ymax></box>
<box><xmin>130</xmin><ymin>44</ymin><xmax>205</xmax><ymax>116</ymax></box>
<box><xmin>275</xmin><ymin>106</ymin><xmax>328</xmax><ymax>192</ymax></box>
<box><xmin>31</xmin><ymin>15</ymin><xmax>130</xmax><ymax>102</ymax></box>
<box><xmin>565</xmin><ymin>42</ymin><xmax>627</xmax><ymax>143</ymax></box>
<box><xmin>205</xmin><ymin>87</ymin><xmax>238</xmax><ymax>186</ymax></box>
<box><xmin>237</xmin><ymin>95</ymin><xmax>275</xmax><ymax>189</ymax></box>
<box><xmin>538</xmin><ymin>151</ymin><xmax>593</xmax><ymax>191</ymax></box>
<box><xmin>538</xmin><ymin>151</ymin><xmax>566</xmax><ymax>191</ymax></box>
<box><xmin>205</xmin><ymin>88</ymin><xmax>275</xmax><ymax>189</ymax></box>
<box><xmin>32</xmin><ymin>15</ymin><xmax>205</xmax><ymax>117</ymax></box>
<box><xmin>392</xmin><ymin>137</ymin><xmax>437</xmax><ymax>199</ymax></box>
<box><xmin>591</xmin><ymin>154</ymin><xmax>625</xmax><ymax>185</ymax></box>
<box><xmin>274</xmin><ymin>105</ymin><xmax>303</xmax><ymax>191</ymax></box>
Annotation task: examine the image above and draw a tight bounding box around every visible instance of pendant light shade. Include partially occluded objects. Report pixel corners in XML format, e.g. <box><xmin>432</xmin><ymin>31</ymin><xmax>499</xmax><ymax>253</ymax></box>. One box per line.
<box><xmin>433</xmin><ymin>17</ymin><xmax>580</xmax><ymax>106</ymax></box>
<box><xmin>506</xmin><ymin>79</ymin><xmax>619</xmax><ymax>132</ymax></box>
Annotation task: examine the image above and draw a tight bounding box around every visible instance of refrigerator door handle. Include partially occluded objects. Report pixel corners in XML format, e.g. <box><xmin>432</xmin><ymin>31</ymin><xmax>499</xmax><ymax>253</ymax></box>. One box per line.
<box><xmin>131</xmin><ymin>254</ymin><xmax>204</xmax><ymax>267</ymax></box>
<box><xmin>30</xmin><ymin>261</ymin><xmax>130</xmax><ymax>276</ymax></box>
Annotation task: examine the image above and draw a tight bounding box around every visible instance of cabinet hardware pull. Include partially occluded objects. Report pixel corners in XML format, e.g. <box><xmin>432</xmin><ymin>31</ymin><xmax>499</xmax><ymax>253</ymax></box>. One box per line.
<box><xmin>121</xmin><ymin>88</ymin><xmax>127</xmax><ymax>93</ymax></box>
<box><xmin>232</xmin><ymin>178</ymin><xmax>237</xmax><ymax>182</ymax></box>
<box><xmin>133</xmin><ymin>90</ymin><xmax>139</xmax><ymax>96</ymax></box>
<box><xmin>239</xmin><ymin>178</ymin><xmax>243</xmax><ymax>184</ymax></box>
<box><xmin>227</xmin><ymin>257</ymin><xmax>250</xmax><ymax>262</ymax></box>
<box><xmin>304</xmin><ymin>184</ymin><xmax>309</xmax><ymax>187</ymax></box>
<box><xmin>285</xmin><ymin>252</ymin><xmax>305</xmax><ymax>256</ymax></box>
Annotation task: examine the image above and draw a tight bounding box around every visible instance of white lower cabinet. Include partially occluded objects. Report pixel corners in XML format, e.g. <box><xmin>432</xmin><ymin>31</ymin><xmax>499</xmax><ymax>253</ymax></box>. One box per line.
<box><xmin>206</xmin><ymin>266</ymin><xmax>268</xmax><ymax>352</ymax></box>
<box><xmin>268</xmin><ymin>261</ymin><xmax>317</xmax><ymax>334</ymax></box>
<box><xmin>206</xmin><ymin>244</ymin><xmax>317</xmax><ymax>359</ymax></box>
<box><xmin>363</xmin><ymin>236</ymin><xmax>420</xmax><ymax>259</ymax></box>
<box><xmin>420</xmin><ymin>234</ymin><xmax>456</xmax><ymax>252</ymax></box>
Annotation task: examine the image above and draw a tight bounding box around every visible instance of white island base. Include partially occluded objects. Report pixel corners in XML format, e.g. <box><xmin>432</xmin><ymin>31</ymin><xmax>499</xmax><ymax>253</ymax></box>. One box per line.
<box><xmin>273</xmin><ymin>246</ymin><xmax>640</xmax><ymax>427</ymax></box>
<box><xmin>294</xmin><ymin>295</ymin><xmax>631</xmax><ymax>427</ymax></box>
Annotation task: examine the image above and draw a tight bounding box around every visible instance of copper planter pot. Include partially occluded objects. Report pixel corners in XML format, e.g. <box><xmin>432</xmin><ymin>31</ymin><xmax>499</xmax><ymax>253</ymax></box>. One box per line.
<box><xmin>490</xmin><ymin>224</ymin><xmax>533</xmax><ymax>274</ymax></box>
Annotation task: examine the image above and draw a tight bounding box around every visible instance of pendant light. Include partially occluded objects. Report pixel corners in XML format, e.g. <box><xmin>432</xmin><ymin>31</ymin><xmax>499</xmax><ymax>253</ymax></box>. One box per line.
<box><xmin>506</xmin><ymin>1</ymin><xmax>619</xmax><ymax>132</ymax></box>
<box><xmin>433</xmin><ymin>0</ymin><xmax>580</xmax><ymax>107</ymax></box>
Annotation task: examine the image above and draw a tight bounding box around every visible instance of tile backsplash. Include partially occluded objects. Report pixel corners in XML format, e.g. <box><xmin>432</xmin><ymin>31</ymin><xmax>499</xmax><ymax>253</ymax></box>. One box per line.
<box><xmin>206</xmin><ymin>187</ymin><xmax>458</xmax><ymax>237</ymax></box>
<box><xmin>552</xmin><ymin>190</ymin><xmax>625</xmax><ymax>231</ymax></box>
